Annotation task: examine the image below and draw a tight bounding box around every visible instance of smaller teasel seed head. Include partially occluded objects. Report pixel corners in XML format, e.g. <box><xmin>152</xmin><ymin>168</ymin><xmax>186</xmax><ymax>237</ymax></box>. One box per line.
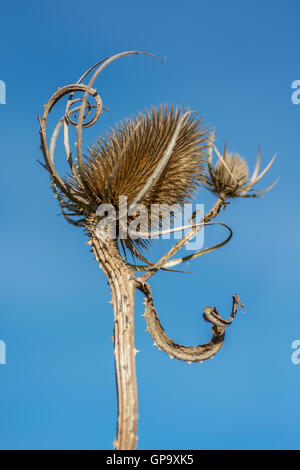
<box><xmin>210</xmin><ymin>152</ymin><xmax>249</xmax><ymax>197</ymax></box>
<box><xmin>205</xmin><ymin>137</ymin><xmax>278</xmax><ymax>199</ymax></box>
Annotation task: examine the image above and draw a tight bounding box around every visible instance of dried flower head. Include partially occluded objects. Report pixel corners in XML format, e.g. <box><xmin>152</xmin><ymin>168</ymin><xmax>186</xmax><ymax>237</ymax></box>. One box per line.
<box><xmin>210</xmin><ymin>152</ymin><xmax>248</xmax><ymax>197</ymax></box>
<box><xmin>68</xmin><ymin>105</ymin><xmax>208</xmax><ymax>253</ymax></box>
<box><xmin>205</xmin><ymin>140</ymin><xmax>278</xmax><ymax>199</ymax></box>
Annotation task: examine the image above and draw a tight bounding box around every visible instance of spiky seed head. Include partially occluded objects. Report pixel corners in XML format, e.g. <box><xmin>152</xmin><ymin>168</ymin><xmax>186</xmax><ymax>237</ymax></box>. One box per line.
<box><xmin>68</xmin><ymin>105</ymin><xmax>209</xmax><ymax>253</ymax></box>
<box><xmin>206</xmin><ymin>144</ymin><xmax>278</xmax><ymax>199</ymax></box>
<box><xmin>212</xmin><ymin>153</ymin><xmax>249</xmax><ymax>197</ymax></box>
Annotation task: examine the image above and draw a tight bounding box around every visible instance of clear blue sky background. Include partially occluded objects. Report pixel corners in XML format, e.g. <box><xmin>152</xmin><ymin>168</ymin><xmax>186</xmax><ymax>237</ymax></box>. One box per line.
<box><xmin>0</xmin><ymin>0</ymin><xmax>299</xmax><ymax>450</ymax></box>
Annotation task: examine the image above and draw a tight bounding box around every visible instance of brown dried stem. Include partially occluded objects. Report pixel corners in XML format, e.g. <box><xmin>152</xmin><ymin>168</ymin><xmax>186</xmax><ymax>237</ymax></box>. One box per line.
<box><xmin>136</xmin><ymin>281</ymin><xmax>244</xmax><ymax>363</ymax></box>
<box><xmin>88</xmin><ymin>235</ymin><xmax>138</xmax><ymax>450</ymax></box>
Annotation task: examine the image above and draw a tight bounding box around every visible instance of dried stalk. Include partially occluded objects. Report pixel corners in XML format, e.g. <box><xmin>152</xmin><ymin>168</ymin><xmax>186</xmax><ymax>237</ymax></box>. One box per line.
<box><xmin>89</xmin><ymin>235</ymin><xmax>138</xmax><ymax>450</ymax></box>
<box><xmin>38</xmin><ymin>51</ymin><xmax>276</xmax><ymax>449</ymax></box>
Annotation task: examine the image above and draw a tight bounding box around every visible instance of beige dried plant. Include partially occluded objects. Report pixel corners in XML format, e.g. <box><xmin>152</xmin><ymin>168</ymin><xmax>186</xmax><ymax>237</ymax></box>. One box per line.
<box><xmin>38</xmin><ymin>51</ymin><xmax>277</xmax><ymax>450</ymax></box>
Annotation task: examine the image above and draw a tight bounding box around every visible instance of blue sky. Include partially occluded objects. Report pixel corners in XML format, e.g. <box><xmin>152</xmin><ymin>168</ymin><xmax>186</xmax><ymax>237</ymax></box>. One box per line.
<box><xmin>0</xmin><ymin>0</ymin><xmax>299</xmax><ymax>450</ymax></box>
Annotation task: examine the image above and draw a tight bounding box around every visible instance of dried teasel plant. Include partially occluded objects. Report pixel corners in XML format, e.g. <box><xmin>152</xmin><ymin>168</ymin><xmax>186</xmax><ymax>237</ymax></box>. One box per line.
<box><xmin>38</xmin><ymin>51</ymin><xmax>277</xmax><ymax>450</ymax></box>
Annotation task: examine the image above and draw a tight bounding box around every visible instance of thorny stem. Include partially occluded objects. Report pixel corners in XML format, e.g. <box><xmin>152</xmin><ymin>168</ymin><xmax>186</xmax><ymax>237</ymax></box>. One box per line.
<box><xmin>89</xmin><ymin>235</ymin><xmax>138</xmax><ymax>450</ymax></box>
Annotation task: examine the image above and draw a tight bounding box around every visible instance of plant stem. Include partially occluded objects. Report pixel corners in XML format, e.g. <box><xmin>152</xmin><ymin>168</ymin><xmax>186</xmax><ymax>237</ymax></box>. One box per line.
<box><xmin>90</xmin><ymin>235</ymin><xmax>138</xmax><ymax>450</ymax></box>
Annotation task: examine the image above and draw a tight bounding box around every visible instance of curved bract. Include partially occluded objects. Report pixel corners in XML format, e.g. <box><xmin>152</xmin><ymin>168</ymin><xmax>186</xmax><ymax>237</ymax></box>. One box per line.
<box><xmin>38</xmin><ymin>51</ymin><xmax>162</xmax><ymax>227</ymax></box>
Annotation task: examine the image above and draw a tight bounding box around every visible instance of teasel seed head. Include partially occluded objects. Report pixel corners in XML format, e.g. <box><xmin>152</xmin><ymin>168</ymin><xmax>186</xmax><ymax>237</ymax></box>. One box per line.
<box><xmin>205</xmin><ymin>140</ymin><xmax>278</xmax><ymax>199</ymax></box>
<box><xmin>67</xmin><ymin>105</ymin><xmax>209</xmax><ymax>253</ymax></box>
<box><xmin>209</xmin><ymin>152</ymin><xmax>249</xmax><ymax>197</ymax></box>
